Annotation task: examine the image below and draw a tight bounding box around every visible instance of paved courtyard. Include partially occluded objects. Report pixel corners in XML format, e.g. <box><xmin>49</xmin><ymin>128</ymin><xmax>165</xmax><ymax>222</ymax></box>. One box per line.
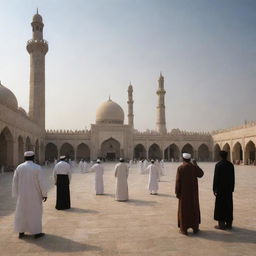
<box><xmin>0</xmin><ymin>162</ymin><xmax>255</xmax><ymax>256</ymax></box>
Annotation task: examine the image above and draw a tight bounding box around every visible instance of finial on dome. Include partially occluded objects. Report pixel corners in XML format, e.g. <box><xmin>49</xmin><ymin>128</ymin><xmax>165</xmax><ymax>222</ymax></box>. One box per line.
<box><xmin>108</xmin><ymin>95</ymin><xmax>111</xmax><ymax>101</ymax></box>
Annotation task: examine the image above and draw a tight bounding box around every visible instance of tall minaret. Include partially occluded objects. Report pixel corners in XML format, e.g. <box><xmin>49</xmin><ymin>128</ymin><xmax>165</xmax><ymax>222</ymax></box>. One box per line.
<box><xmin>26</xmin><ymin>10</ymin><xmax>48</xmax><ymax>129</ymax></box>
<box><xmin>127</xmin><ymin>83</ymin><xmax>134</xmax><ymax>127</ymax></box>
<box><xmin>156</xmin><ymin>73</ymin><xmax>167</xmax><ymax>134</ymax></box>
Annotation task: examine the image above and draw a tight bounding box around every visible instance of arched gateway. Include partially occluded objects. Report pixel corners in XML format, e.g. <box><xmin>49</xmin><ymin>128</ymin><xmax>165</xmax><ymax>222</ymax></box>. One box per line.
<box><xmin>101</xmin><ymin>138</ymin><xmax>120</xmax><ymax>161</ymax></box>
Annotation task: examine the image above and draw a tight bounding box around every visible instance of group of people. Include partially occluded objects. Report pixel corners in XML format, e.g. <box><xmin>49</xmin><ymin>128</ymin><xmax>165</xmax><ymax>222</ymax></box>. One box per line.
<box><xmin>12</xmin><ymin>150</ymin><xmax>235</xmax><ymax>238</ymax></box>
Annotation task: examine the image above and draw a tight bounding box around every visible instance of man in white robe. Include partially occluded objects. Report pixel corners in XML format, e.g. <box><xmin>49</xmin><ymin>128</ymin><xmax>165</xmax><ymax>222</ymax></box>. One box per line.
<box><xmin>147</xmin><ymin>159</ymin><xmax>160</xmax><ymax>195</ymax></box>
<box><xmin>78</xmin><ymin>159</ymin><xmax>84</xmax><ymax>172</ymax></box>
<box><xmin>12</xmin><ymin>151</ymin><xmax>47</xmax><ymax>239</ymax></box>
<box><xmin>143</xmin><ymin>159</ymin><xmax>149</xmax><ymax>174</ymax></box>
<box><xmin>139</xmin><ymin>160</ymin><xmax>144</xmax><ymax>174</ymax></box>
<box><xmin>114</xmin><ymin>158</ymin><xmax>129</xmax><ymax>201</ymax></box>
<box><xmin>91</xmin><ymin>159</ymin><xmax>104</xmax><ymax>195</ymax></box>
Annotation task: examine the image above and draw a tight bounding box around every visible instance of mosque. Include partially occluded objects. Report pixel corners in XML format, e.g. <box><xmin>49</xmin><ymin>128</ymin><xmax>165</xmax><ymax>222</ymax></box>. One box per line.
<box><xmin>1</xmin><ymin>12</ymin><xmax>256</xmax><ymax>171</ymax></box>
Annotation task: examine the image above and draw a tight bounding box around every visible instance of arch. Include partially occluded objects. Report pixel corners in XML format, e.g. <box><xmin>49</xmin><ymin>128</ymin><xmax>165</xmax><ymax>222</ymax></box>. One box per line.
<box><xmin>76</xmin><ymin>143</ymin><xmax>90</xmax><ymax>161</ymax></box>
<box><xmin>35</xmin><ymin>139</ymin><xmax>39</xmax><ymax>163</ymax></box>
<box><xmin>244</xmin><ymin>141</ymin><xmax>255</xmax><ymax>165</ymax></box>
<box><xmin>232</xmin><ymin>142</ymin><xmax>243</xmax><ymax>164</ymax></box>
<box><xmin>134</xmin><ymin>144</ymin><xmax>146</xmax><ymax>160</ymax></box>
<box><xmin>101</xmin><ymin>138</ymin><xmax>120</xmax><ymax>161</ymax></box>
<box><xmin>60</xmin><ymin>143</ymin><xmax>74</xmax><ymax>160</ymax></box>
<box><xmin>198</xmin><ymin>144</ymin><xmax>210</xmax><ymax>161</ymax></box>
<box><xmin>164</xmin><ymin>144</ymin><xmax>180</xmax><ymax>161</ymax></box>
<box><xmin>45</xmin><ymin>143</ymin><xmax>58</xmax><ymax>163</ymax></box>
<box><xmin>222</xmin><ymin>143</ymin><xmax>231</xmax><ymax>161</ymax></box>
<box><xmin>25</xmin><ymin>136</ymin><xmax>32</xmax><ymax>151</ymax></box>
<box><xmin>0</xmin><ymin>127</ymin><xmax>14</xmax><ymax>170</ymax></box>
<box><xmin>148</xmin><ymin>143</ymin><xmax>162</xmax><ymax>160</ymax></box>
<box><xmin>181</xmin><ymin>143</ymin><xmax>194</xmax><ymax>158</ymax></box>
<box><xmin>18</xmin><ymin>136</ymin><xmax>24</xmax><ymax>164</ymax></box>
<box><xmin>214</xmin><ymin>144</ymin><xmax>221</xmax><ymax>162</ymax></box>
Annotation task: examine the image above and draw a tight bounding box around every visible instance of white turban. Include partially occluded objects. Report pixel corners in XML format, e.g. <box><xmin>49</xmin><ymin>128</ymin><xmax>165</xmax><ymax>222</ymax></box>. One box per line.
<box><xmin>24</xmin><ymin>151</ymin><xmax>35</xmax><ymax>157</ymax></box>
<box><xmin>182</xmin><ymin>153</ymin><xmax>191</xmax><ymax>160</ymax></box>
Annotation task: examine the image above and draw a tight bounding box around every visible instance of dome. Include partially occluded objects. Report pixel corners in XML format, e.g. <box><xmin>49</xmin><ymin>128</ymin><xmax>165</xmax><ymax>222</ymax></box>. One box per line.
<box><xmin>96</xmin><ymin>99</ymin><xmax>124</xmax><ymax>125</ymax></box>
<box><xmin>33</xmin><ymin>13</ymin><xmax>43</xmax><ymax>23</ymax></box>
<box><xmin>18</xmin><ymin>107</ymin><xmax>27</xmax><ymax>116</ymax></box>
<box><xmin>0</xmin><ymin>82</ymin><xmax>18</xmax><ymax>110</ymax></box>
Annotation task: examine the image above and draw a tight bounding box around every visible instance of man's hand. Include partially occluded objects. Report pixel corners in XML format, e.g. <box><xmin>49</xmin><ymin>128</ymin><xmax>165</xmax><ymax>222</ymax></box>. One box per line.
<box><xmin>42</xmin><ymin>197</ymin><xmax>47</xmax><ymax>202</ymax></box>
<box><xmin>191</xmin><ymin>159</ymin><xmax>198</xmax><ymax>166</ymax></box>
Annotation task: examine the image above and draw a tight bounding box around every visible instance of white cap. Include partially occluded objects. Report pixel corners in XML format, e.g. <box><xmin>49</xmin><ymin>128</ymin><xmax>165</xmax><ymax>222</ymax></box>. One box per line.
<box><xmin>182</xmin><ymin>153</ymin><xmax>191</xmax><ymax>160</ymax></box>
<box><xmin>24</xmin><ymin>151</ymin><xmax>35</xmax><ymax>157</ymax></box>
<box><xmin>97</xmin><ymin>159</ymin><xmax>101</xmax><ymax>163</ymax></box>
<box><xmin>60</xmin><ymin>155</ymin><xmax>66</xmax><ymax>160</ymax></box>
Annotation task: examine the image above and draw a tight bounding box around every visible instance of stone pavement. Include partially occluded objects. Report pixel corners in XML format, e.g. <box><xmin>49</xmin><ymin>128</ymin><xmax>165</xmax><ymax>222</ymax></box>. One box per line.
<box><xmin>0</xmin><ymin>162</ymin><xmax>255</xmax><ymax>256</ymax></box>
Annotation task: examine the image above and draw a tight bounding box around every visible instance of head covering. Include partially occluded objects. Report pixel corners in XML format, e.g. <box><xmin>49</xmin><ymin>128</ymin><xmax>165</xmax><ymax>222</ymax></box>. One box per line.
<box><xmin>182</xmin><ymin>153</ymin><xmax>191</xmax><ymax>160</ymax></box>
<box><xmin>97</xmin><ymin>159</ymin><xmax>101</xmax><ymax>163</ymax></box>
<box><xmin>60</xmin><ymin>155</ymin><xmax>66</xmax><ymax>160</ymax></box>
<box><xmin>151</xmin><ymin>159</ymin><xmax>155</xmax><ymax>163</ymax></box>
<box><xmin>119</xmin><ymin>158</ymin><xmax>124</xmax><ymax>162</ymax></box>
<box><xmin>24</xmin><ymin>151</ymin><xmax>35</xmax><ymax>157</ymax></box>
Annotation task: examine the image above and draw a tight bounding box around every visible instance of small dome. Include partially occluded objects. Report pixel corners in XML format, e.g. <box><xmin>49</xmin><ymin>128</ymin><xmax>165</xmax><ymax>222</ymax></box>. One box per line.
<box><xmin>33</xmin><ymin>13</ymin><xmax>43</xmax><ymax>23</ymax></box>
<box><xmin>18</xmin><ymin>107</ymin><xmax>27</xmax><ymax>116</ymax></box>
<box><xmin>0</xmin><ymin>83</ymin><xmax>18</xmax><ymax>110</ymax></box>
<box><xmin>96</xmin><ymin>99</ymin><xmax>124</xmax><ymax>125</ymax></box>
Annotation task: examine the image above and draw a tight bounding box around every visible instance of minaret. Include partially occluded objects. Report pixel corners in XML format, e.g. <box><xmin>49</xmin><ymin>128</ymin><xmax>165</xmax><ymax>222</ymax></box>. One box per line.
<box><xmin>156</xmin><ymin>73</ymin><xmax>167</xmax><ymax>134</ymax></box>
<box><xmin>26</xmin><ymin>10</ymin><xmax>48</xmax><ymax>129</ymax></box>
<box><xmin>127</xmin><ymin>83</ymin><xmax>134</xmax><ymax>127</ymax></box>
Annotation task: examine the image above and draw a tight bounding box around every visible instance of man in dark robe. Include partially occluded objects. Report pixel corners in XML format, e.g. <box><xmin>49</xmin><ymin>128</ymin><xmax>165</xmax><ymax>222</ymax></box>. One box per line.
<box><xmin>53</xmin><ymin>155</ymin><xmax>72</xmax><ymax>210</ymax></box>
<box><xmin>213</xmin><ymin>150</ymin><xmax>235</xmax><ymax>230</ymax></box>
<box><xmin>175</xmin><ymin>153</ymin><xmax>204</xmax><ymax>235</ymax></box>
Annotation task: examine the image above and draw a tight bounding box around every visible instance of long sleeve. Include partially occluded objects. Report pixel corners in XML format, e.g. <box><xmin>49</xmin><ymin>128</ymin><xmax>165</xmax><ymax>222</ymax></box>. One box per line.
<box><xmin>231</xmin><ymin>164</ymin><xmax>235</xmax><ymax>192</ymax></box>
<box><xmin>175</xmin><ymin>168</ymin><xmax>181</xmax><ymax>198</ymax></box>
<box><xmin>195</xmin><ymin>166</ymin><xmax>204</xmax><ymax>178</ymax></box>
<box><xmin>213</xmin><ymin>164</ymin><xmax>219</xmax><ymax>193</ymax></box>
<box><xmin>38</xmin><ymin>168</ymin><xmax>48</xmax><ymax>197</ymax></box>
<box><xmin>12</xmin><ymin>169</ymin><xmax>18</xmax><ymax>198</ymax></box>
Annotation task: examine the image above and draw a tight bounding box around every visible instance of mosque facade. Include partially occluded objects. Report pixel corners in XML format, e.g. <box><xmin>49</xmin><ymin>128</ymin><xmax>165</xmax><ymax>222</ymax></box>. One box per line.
<box><xmin>0</xmin><ymin>12</ymin><xmax>256</xmax><ymax>171</ymax></box>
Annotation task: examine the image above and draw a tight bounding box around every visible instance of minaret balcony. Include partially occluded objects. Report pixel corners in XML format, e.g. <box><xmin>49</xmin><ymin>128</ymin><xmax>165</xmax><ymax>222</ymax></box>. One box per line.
<box><xmin>27</xmin><ymin>39</ymin><xmax>48</xmax><ymax>54</ymax></box>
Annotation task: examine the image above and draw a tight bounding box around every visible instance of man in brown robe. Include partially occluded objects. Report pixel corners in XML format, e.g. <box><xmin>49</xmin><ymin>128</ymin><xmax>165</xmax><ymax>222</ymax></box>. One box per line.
<box><xmin>175</xmin><ymin>153</ymin><xmax>204</xmax><ymax>235</ymax></box>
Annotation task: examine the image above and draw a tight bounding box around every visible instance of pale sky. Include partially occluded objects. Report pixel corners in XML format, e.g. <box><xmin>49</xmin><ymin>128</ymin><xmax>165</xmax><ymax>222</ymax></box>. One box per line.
<box><xmin>0</xmin><ymin>0</ymin><xmax>255</xmax><ymax>132</ymax></box>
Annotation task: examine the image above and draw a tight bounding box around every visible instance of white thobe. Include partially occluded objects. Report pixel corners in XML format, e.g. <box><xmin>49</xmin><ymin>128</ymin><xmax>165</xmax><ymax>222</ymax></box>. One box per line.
<box><xmin>147</xmin><ymin>164</ymin><xmax>160</xmax><ymax>192</ymax></box>
<box><xmin>143</xmin><ymin>160</ymin><xmax>149</xmax><ymax>173</ymax></box>
<box><xmin>53</xmin><ymin>161</ymin><xmax>72</xmax><ymax>184</ymax></box>
<box><xmin>78</xmin><ymin>160</ymin><xmax>83</xmax><ymax>171</ymax></box>
<box><xmin>91</xmin><ymin>163</ymin><xmax>104</xmax><ymax>194</ymax></box>
<box><xmin>12</xmin><ymin>161</ymin><xmax>48</xmax><ymax>234</ymax></box>
<box><xmin>115</xmin><ymin>163</ymin><xmax>129</xmax><ymax>201</ymax></box>
<box><xmin>83</xmin><ymin>161</ymin><xmax>88</xmax><ymax>172</ymax></box>
<box><xmin>139</xmin><ymin>161</ymin><xmax>144</xmax><ymax>174</ymax></box>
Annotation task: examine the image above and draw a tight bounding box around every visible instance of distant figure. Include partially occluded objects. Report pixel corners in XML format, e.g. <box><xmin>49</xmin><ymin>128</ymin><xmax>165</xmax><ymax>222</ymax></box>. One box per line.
<box><xmin>53</xmin><ymin>155</ymin><xmax>72</xmax><ymax>210</ymax></box>
<box><xmin>129</xmin><ymin>159</ymin><xmax>133</xmax><ymax>168</ymax></box>
<box><xmin>147</xmin><ymin>159</ymin><xmax>160</xmax><ymax>195</ymax></box>
<box><xmin>78</xmin><ymin>159</ymin><xmax>84</xmax><ymax>172</ymax></box>
<box><xmin>12</xmin><ymin>151</ymin><xmax>47</xmax><ymax>239</ymax></box>
<box><xmin>143</xmin><ymin>159</ymin><xmax>149</xmax><ymax>173</ymax></box>
<box><xmin>160</xmin><ymin>159</ymin><xmax>165</xmax><ymax>175</ymax></box>
<box><xmin>91</xmin><ymin>159</ymin><xmax>104</xmax><ymax>195</ymax></box>
<box><xmin>114</xmin><ymin>158</ymin><xmax>129</xmax><ymax>201</ymax></box>
<box><xmin>175</xmin><ymin>153</ymin><xmax>204</xmax><ymax>235</ymax></box>
<box><xmin>213</xmin><ymin>150</ymin><xmax>235</xmax><ymax>230</ymax></box>
<box><xmin>139</xmin><ymin>160</ymin><xmax>144</xmax><ymax>174</ymax></box>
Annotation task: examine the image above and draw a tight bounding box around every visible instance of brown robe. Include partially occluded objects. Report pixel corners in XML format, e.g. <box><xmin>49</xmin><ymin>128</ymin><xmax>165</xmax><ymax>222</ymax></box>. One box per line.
<box><xmin>175</xmin><ymin>162</ymin><xmax>204</xmax><ymax>231</ymax></box>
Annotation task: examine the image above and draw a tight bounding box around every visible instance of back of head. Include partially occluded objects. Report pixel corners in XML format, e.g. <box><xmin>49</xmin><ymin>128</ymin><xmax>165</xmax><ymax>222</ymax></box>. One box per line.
<box><xmin>119</xmin><ymin>158</ymin><xmax>124</xmax><ymax>163</ymax></box>
<box><xmin>24</xmin><ymin>151</ymin><xmax>35</xmax><ymax>162</ymax></box>
<box><xmin>219</xmin><ymin>150</ymin><xmax>228</xmax><ymax>160</ymax></box>
<box><xmin>182</xmin><ymin>153</ymin><xmax>191</xmax><ymax>163</ymax></box>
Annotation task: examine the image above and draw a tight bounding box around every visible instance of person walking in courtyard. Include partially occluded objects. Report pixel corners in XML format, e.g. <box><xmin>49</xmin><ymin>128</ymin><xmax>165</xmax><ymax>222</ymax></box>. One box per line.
<box><xmin>114</xmin><ymin>158</ymin><xmax>129</xmax><ymax>201</ymax></box>
<box><xmin>53</xmin><ymin>155</ymin><xmax>72</xmax><ymax>210</ymax></box>
<box><xmin>12</xmin><ymin>151</ymin><xmax>48</xmax><ymax>239</ymax></box>
<box><xmin>91</xmin><ymin>159</ymin><xmax>104</xmax><ymax>195</ymax></box>
<box><xmin>213</xmin><ymin>150</ymin><xmax>235</xmax><ymax>230</ymax></box>
<box><xmin>175</xmin><ymin>153</ymin><xmax>204</xmax><ymax>235</ymax></box>
<box><xmin>147</xmin><ymin>159</ymin><xmax>160</xmax><ymax>195</ymax></box>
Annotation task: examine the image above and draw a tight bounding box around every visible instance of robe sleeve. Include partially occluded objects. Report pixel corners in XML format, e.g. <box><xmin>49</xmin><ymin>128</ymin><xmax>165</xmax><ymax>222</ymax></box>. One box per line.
<box><xmin>38</xmin><ymin>168</ymin><xmax>48</xmax><ymax>197</ymax></box>
<box><xmin>175</xmin><ymin>168</ymin><xmax>181</xmax><ymax>198</ymax></box>
<box><xmin>114</xmin><ymin>166</ymin><xmax>118</xmax><ymax>177</ymax></box>
<box><xmin>213</xmin><ymin>164</ymin><xmax>219</xmax><ymax>193</ymax></box>
<box><xmin>12</xmin><ymin>168</ymin><xmax>18</xmax><ymax>198</ymax></box>
<box><xmin>195</xmin><ymin>166</ymin><xmax>204</xmax><ymax>178</ymax></box>
<box><xmin>231</xmin><ymin>164</ymin><xmax>235</xmax><ymax>192</ymax></box>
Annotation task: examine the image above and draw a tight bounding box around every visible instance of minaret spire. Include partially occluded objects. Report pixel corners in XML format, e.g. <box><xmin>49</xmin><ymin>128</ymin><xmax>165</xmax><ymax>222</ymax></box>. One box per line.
<box><xmin>156</xmin><ymin>73</ymin><xmax>167</xmax><ymax>134</ymax></box>
<box><xmin>27</xmin><ymin>11</ymin><xmax>48</xmax><ymax>129</ymax></box>
<box><xmin>127</xmin><ymin>82</ymin><xmax>134</xmax><ymax>127</ymax></box>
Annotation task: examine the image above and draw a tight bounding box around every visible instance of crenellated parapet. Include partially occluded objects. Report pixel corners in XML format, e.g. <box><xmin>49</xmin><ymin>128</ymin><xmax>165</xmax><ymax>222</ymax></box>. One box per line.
<box><xmin>46</xmin><ymin>129</ymin><xmax>91</xmax><ymax>135</ymax></box>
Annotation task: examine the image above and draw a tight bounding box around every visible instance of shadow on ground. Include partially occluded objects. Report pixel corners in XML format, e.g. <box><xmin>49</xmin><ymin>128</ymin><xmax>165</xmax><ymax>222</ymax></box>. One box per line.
<box><xmin>24</xmin><ymin>234</ymin><xmax>101</xmax><ymax>252</ymax></box>
<box><xmin>127</xmin><ymin>199</ymin><xmax>157</xmax><ymax>206</ymax></box>
<box><xmin>196</xmin><ymin>227</ymin><xmax>256</xmax><ymax>244</ymax></box>
<box><xmin>66</xmin><ymin>207</ymin><xmax>98</xmax><ymax>214</ymax></box>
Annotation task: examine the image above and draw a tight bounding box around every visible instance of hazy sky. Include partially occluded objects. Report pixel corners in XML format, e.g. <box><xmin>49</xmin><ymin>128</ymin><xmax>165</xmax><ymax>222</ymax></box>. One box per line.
<box><xmin>0</xmin><ymin>0</ymin><xmax>255</xmax><ymax>132</ymax></box>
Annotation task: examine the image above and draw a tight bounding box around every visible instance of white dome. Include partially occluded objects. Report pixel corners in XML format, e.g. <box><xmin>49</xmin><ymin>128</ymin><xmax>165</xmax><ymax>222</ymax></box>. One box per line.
<box><xmin>0</xmin><ymin>83</ymin><xmax>18</xmax><ymax>110</ymax></box>
<box><xmin>96</xmin><ymin>99</ymin><xmax>124</xmax><ymax>125</ymax></box>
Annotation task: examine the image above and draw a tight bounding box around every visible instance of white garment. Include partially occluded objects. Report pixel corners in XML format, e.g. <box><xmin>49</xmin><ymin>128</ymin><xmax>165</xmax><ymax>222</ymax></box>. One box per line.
<box><xmin>129</xmin><ymin>160</ymin><xmax>133</xmax><ymax>168</ymax></box>
<box><xmin>78</xmin><ymin>160</ymin><xmax>83</xmax><ymax>171</ymax></box>
<box><xmin>147</xmin><ymin>164</ymin><xmax>160</xmax><ymax>192</ymax></box>
<box><xmin>139</xmin><ymin>160</ymin><xmax>144</xmax><ymax>174</ymax></box>
<box><xmin>114</xmin><ymin>163</ymin><xmax>129</xmax><ymax>201</ymax></box>
<box><xmin>53</xmin><ymin>161</ymin><xmax>72</xmax><ymax>184</ymax></box>
<box><xmin>91</xmin><ymin>163</ymin><xmax>104</xmax><ymax>194</ymax></box>
<box><xmin>12</xmin><ymin>161</ymin><xmax>48</xmax><ymax>234</ymax></box>
<box><xmin>83</xmin><ymin>161</ymin><xmax>88</xmax><ymax>172</ymax></box>
<box><xmin>143</xmin><ymin>160</ymin><xmax>149</xmax><ymax>173</ymax></box>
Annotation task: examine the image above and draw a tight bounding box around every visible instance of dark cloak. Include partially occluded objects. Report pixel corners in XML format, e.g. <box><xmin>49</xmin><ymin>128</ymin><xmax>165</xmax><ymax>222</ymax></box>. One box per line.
<box><xmin>56</xmin><ymin>174</ymin><xmax>70</xmax><ymax>210</ymax></box>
